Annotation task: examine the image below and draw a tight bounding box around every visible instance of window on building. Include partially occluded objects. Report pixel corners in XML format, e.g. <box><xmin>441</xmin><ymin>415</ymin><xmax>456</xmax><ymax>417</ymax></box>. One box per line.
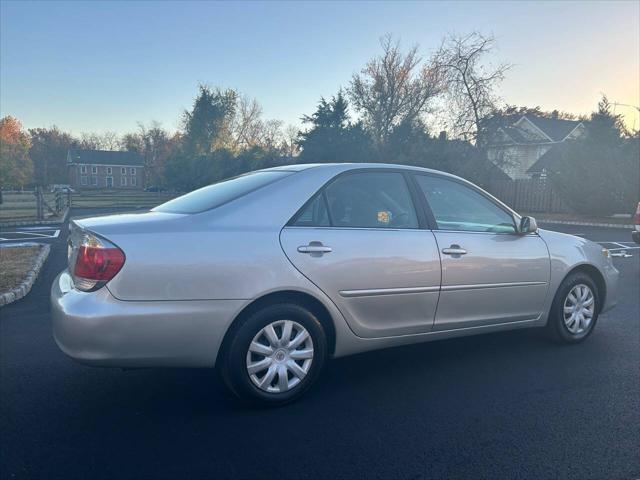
<box><xmin>130</xmin><ymin>167</ymin><xmax>136</xmax><ymax>175</ymax></box>
<box><xmin>107</xmin><ymin>167</ymin><xmax>112</xmax><ymax>175</ymax></box>
<box><xmin>121</xmin><ymin>167</ymin><xmax>126</xmax><ymax>175</ymax></box>
<box><xmin>121</xmin><ymin>177</ymin><xmax>127</xmax><ymax>186</ymax></box>
<box><xmin>131</xmin><ymin>177</ymin><xmax>137</xmax><ymax>186</ymax></box>
<box><xmin>81</xmin><ymin>176</ymin><xmax>88</xmax><ymax>185</ymax></box>
<box><xmin>91</xmin><ymin>176</ymin><xmax>98</xmax><ymax>186</ymax></box>
<box><xmin>80</xmin><ymin>165</ymin><xmax>87</xmax><ymax>174</ymax></box>
<box><xmin>91</xmin><ymin>166</ymin><xmax>97</xmax><ymax>174</ymax></box>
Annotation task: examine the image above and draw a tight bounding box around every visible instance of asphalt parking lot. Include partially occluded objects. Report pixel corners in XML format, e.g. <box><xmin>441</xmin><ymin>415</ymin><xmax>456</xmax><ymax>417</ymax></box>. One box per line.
<box><xmin>1</xmin><ymin>210</ymin><xmax>638</xmax><ymax>480</ymax></box>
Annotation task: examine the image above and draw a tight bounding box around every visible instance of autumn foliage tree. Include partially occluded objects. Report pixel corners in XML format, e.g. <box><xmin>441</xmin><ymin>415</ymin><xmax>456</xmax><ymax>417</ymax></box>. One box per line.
<box><xmin>0</xmin><ymin>116</ymin><xmax>33</xmax><ymax>188</ymax></box>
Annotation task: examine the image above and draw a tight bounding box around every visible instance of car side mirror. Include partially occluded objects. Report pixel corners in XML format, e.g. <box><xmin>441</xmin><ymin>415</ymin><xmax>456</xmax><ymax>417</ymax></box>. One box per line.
<box><xmin>519</xmin><ymin>216</ymin><xmax>538</xmax><ymax>234</ymax></box>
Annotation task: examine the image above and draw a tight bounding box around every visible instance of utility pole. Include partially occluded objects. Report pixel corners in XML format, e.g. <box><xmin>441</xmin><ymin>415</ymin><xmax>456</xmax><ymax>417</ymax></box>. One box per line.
<box><xmin>612</xmin><ymin>103</ymin><xmax>640</xmax><ymax>131</ymax></box>
<box><xmin>612</xmin><ymin>102</ymin><xmax>640</xmax><ymax>113</ymax></box>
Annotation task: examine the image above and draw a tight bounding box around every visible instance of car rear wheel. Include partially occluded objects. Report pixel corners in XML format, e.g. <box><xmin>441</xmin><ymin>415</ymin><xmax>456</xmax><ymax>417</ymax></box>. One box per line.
<box><xmin>220</xmin><ymin>303</ymin><xmax>327</xmax><ymax>406</ymax></box>
<box><xmin>546</xmin><ymin>272</ymin><xmax>599</xmax><ymax>344</ymax></box>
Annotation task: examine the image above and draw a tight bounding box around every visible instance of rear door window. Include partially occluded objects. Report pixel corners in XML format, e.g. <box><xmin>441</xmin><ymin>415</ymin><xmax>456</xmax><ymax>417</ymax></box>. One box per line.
<box><xmin>293</xmin><ymin>171</ymin><xmax>418</xmax><ymax>229</ymax></box>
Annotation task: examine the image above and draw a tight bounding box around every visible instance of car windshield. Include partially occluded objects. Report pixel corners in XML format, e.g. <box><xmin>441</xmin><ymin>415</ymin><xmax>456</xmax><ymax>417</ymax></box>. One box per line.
<box><xmin>153</xmin><ymin>171</ymin><xmax>292</xmax><ymax>214</ymax></box>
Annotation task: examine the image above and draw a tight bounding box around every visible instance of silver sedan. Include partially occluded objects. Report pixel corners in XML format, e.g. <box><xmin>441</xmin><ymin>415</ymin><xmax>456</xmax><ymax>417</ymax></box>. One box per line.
<box><xmin>52</xmin><ymin>164</ymin><xmax>619</xmax><ymax>405</ymax></box>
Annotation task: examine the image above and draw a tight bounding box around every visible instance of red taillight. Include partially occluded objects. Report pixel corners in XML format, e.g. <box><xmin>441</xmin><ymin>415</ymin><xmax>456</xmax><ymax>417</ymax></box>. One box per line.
<box><xmin>634</xmin><ymin>202</ymin><xmax>640</xmax><ymax>225</ymax></box>
<box><xmin>71</xmin><ymin>232</ymin><xmax>125</xmax><ymax>291</ymax></box>
<box><xmin>74</xmin><ymin>245</ymin><xmax>125</xmax><ymax>281</ymax></box>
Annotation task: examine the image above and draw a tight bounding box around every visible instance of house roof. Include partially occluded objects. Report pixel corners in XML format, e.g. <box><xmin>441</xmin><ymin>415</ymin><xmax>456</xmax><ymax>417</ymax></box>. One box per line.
<box><xmin>500</xmin><ymin>126</ymin><xmax>531</xmax><ymax>144</ymax></box>
<box><xmin>522</xmin><ymin>115</ymin><xmax>582</xmax><ymax>142</ymax></box>
<box><xmin>526</xmin><ymin>145</ymin><xmax>565</xmax><ymax>173</ymax></box>
<box><xmin>68</xmin><ymin>149</ymin><xmax>144</xmax><ymax>166</ymax></box>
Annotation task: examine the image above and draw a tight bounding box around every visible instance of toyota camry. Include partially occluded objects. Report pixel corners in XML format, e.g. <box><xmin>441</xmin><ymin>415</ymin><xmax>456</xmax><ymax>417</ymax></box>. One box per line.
<box><xmin>52</xmin><ymin>163</ymin><xmax>619</xmax><ymax>405</ymax></box>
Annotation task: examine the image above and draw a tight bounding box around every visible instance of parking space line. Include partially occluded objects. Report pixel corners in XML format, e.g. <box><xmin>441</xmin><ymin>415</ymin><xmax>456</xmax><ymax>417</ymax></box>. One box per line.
<box><xmin>13</xmin><ymin>226</ymin><xmax>64</xmax><ymax>230</ymax></box>
<box><xmin>0</xmin><ymin>229</ymin><xmax>61</xmax><ymax>243</ymax></box>
<box><xmin>11</xmin><ymin>231</ymin><xmax>55</xmax><ymax>238</ymax></box>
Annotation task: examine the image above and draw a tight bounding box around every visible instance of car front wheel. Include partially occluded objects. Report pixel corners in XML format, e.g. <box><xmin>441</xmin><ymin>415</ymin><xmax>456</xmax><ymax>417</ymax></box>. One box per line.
<box><xmin>546</xmin><ymin>272</ymin><xmax>599</xmax><ymax>344</ymax></box>
<box><xmin>220</xmin><ymin>303</ymin><xmax>327</xmax><ymax>406</ymax></box>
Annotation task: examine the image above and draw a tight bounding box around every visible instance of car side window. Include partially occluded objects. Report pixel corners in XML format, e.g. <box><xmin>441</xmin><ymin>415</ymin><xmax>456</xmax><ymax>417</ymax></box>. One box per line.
<box><xmin>308</xmin><ymin>172</ymin><xmax>418</xmax><ymax>229</ymax></box>
<box><xmin>292</xmin><ymin>194</ymin><xmax>330</xmax><ymax>227</ymax></box>
<box><xmin>415</xmin><ymin>175</ymin><xmax>516</xmax><ymax>233</ymax></box>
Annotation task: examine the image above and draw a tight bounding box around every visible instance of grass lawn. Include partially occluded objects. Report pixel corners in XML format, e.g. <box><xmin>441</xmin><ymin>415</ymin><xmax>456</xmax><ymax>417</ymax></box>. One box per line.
<box><xmin>0</xmin><ymin>245</ymin><xmax>42</xmax><ymax>293</ymax></box>
<box><xmin>524</xmin><ymin>212</ymin><xmax>634</xmax><ymax>226</ymax></box>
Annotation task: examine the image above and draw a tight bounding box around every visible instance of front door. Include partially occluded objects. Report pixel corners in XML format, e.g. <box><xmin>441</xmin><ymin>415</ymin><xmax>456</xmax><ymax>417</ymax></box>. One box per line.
<box><xmin>412</xmin><ymin>174</ymin><xmax>550</xmax><ymax>331</ymax></box>
<box><xmin>105</xmin><ymin>176</ymin><xmax>113</xmax><ymax>188</ymax></box>
<box><xmin>280</xmin><ymin>171</ymin><xmax>441</xmax><ymax>338</ymax></box>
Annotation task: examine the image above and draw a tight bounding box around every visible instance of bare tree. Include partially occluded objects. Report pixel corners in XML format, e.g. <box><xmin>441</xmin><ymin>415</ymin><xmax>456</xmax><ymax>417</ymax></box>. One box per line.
<box><xmin>231</xmin><ymin>96</ymin><xmax>264</xmax><ymax>151</ymax></box>
<box><xmin>349</xmin><ymin>34</ymin><xmax>444</xmax><ymax>145</ymax></box>
<box><xmin>281</xmin><ymin>124</ymin><xmax>300</xmax><ymax>157</ymax></box>
<box><xmin>260</xmin><ymin>119</ymin><xmax>284</xmax><ymax>151</ymax></box>
<box><xmin>227</xmin><ymin>96</ymin><xmax>291</xmax><ymax>153</ymax></box>
<box><xmin>80</xmin><ymin>131</ymin><xmax>121</xmax><ymax>150</ymax></box>
<box><xmin>120</xmin><ymin>121</ymin><xmax>176</xmax><ymax>187</ymax></box>
<box><xmin>433</xmin><ymin>32</ymin><xmax>511</xmax><ymax>145</ymax></box>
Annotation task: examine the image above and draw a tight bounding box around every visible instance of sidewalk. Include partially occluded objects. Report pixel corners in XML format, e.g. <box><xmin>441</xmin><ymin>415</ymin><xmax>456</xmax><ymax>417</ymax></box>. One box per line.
<box><xmin>526</xmin><ymin>213</ymin><xmax>633</xmax><ymax>230</ymax></box>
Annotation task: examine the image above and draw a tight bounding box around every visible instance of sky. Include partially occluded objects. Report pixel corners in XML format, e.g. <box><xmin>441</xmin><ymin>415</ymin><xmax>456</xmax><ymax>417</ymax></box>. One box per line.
<box><xmin>1</xmin><ymin>1</ymin><xmax>639</xmax><ymax>135</ymax></box>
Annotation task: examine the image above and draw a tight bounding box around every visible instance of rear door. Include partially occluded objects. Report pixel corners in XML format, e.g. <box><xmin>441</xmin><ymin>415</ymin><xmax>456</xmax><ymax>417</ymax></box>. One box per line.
<box><xmin>412</xmin><ymin>173</ymin><xmax>550</xmax><ymax>331</ymax></box>
<box><xmin>280</xmin><ymin>170</ymin><xmax>441</xmax><ymax>338</ymax></box>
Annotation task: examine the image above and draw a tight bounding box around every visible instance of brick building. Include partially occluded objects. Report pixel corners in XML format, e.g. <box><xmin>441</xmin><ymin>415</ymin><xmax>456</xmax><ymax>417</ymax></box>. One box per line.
<box><xmin>67</xmin><ymin>149</ymin><xmax>144</xmax><ymax>190</ymax></box>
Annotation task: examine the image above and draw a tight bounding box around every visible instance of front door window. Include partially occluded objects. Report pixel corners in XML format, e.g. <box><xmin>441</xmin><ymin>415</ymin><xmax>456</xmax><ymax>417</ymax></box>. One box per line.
<box><xmin>414</xmin><ymin>175</ymin><xmax>516</xmax><ymax>233</ymax></box>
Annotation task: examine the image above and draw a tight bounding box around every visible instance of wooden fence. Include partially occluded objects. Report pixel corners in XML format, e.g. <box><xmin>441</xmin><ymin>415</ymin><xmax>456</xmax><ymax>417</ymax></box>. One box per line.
<box><xmin>69</xmin><ymin>190</ymin><xmax>178</xmax><ymax>209</ymax></box>
<box><xmin>0</xmin><ymin>188</ymin><xmax>70</xmax><ymax>221</ymax></box>
<box><xmin>484</xmin><ymin>177</ymin><xmax>570</xmax><ymax>214</ymax></box>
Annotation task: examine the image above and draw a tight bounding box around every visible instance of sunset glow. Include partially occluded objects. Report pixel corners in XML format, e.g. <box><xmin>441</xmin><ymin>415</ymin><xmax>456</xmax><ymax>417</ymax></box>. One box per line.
<box><xmin>1</xmin><ymin>1</ymin><xmax>639</xmax><ymax>133</ymax></box>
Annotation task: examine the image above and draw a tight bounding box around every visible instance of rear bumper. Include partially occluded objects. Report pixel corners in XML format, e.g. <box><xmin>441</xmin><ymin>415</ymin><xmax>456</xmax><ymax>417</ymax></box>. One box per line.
<box><xmin>51</xmin><ymin>271</ymin><xmax>244</xmax><ymax>367</ymax></box>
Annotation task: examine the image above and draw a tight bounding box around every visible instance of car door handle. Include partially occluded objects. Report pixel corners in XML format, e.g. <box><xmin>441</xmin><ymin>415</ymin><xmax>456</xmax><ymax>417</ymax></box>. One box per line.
<box><xmin>298</xmin><ymin>244</ymin><xmax>332</xmax><ymax>254</ymax></box>
<box><xmin>442</xmin><ymin>245</ymin><xmax>467</xmax><ymax>256</ymax></box>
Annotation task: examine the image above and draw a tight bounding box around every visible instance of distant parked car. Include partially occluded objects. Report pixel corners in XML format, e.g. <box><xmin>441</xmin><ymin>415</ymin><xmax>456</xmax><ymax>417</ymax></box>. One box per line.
<box><xmin>632</xmin><ymin>202</ymin><xmax>640</xmax><ymax>244</ymax></box>
<box><xmin>144</xmin><ymin>186</ymin><xmax>165</xmax><ymax>192</ymax></box>
<box><xmin>52</xmin><ymin>164</ymin><xmax>619</xmax><ymax>406</ymax></box>
<box><xmin>51</xmin><ymin>184</ymin><xmax>75</xmax><ymax>193</ymax></box>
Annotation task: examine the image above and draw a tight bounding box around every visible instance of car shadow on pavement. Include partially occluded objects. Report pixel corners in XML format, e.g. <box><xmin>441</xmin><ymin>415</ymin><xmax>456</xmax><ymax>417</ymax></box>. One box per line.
<box><xmin>60</xmin><ymin>326</ymin><xmax>558</xmax><ymax>418</ymax></box>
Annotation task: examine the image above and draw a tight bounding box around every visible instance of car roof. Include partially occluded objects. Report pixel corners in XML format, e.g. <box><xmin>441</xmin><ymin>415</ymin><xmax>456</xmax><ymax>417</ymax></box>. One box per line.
<box><xmin>263</xmin><ymin>162</ymin><xmax>450</xmax><ymax>176</ymax></box>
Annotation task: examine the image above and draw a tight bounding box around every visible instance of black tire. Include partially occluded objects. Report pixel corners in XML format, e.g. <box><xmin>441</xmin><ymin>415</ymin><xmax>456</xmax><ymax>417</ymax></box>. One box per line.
<box><xmin>219</xmin><ymin>303</ymin><xmax>327</xmax><ymax>406</ymax></box>
<box><xmin>546</xmin><ymin>272</ymin><xmax>600</xmax><ymax>344</ymax></box>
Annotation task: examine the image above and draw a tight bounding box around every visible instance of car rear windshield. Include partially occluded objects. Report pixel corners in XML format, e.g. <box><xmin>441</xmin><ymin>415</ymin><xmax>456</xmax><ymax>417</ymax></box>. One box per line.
<box><xmin>152</xmin><ymin>171</ymin><xmax>292</xmax><ymax>214</ymax></box>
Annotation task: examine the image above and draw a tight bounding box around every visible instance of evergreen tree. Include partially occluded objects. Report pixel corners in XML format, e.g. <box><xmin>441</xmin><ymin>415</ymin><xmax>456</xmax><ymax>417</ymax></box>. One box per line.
<box><xmin>297</xmin><ymin>92</ymin><xmax>376</xmax><ymax>164</ymax></box>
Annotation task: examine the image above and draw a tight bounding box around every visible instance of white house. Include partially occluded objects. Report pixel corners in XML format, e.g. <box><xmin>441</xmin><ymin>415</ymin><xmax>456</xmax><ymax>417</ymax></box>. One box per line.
<box><xmin>487</xmin><ymin>114</ymin><xmax>585</xmax><ymax>179</ymax></box>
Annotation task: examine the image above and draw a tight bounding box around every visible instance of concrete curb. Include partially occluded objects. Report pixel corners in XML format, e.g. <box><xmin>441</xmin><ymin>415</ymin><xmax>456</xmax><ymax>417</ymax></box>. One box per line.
<box><xmin>537</xmin><ymin>219</ymin><xmax>633</xmax><ymax>230</ymax></box>
<box><xmin>0</xmin><ymin>243</ymin><xmax>51</xmax><ymax>307</ymax></box>
<box><xmin>0</xmin><ymin>207</ymin><xmax>69</xmax><ymax>228</ymax></box>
